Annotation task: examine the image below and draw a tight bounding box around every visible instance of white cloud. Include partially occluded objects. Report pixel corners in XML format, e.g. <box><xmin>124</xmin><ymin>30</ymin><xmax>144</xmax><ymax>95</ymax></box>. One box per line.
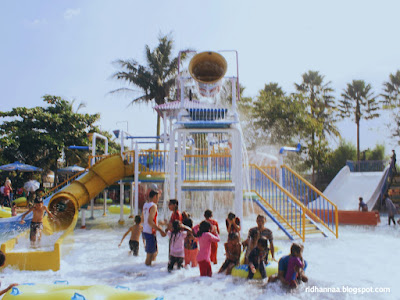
<box><xmin>64</xmin><ymin>8</ymin><xmax>81</xmax><ymax>20</ymax></box>
<box><xmin>30</xmin><ymin>18</ymin><xmax>47</xmax><ymax>26</ymax></box>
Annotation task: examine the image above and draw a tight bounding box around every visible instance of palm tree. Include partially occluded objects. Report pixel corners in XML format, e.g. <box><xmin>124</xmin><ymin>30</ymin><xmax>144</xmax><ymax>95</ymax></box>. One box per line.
<box><xmin>382</xmin><ymin>70</ymin><xmax>400</xmax><ymax>108</ymax></box>
<box><xmin>111</xmin><ymin>34</ymin><xmax>181</xmax><ymax>140</ymax></box>
<box><xmin>295</xmin><ymin>71</ymin><xmax>339</xmax><ymax>184</ymax></box>
<box><xmin>339</xmin><ymin>80</ymin><xmax>379</xmax><ymax>162</ymax></box>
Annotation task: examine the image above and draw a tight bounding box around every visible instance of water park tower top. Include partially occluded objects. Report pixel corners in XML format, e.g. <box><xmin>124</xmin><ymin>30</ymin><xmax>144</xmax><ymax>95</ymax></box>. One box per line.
<box><xmin>176</xmin><ymin>50</ymin><xmax>240</xmax><ymax>127</ymax></box>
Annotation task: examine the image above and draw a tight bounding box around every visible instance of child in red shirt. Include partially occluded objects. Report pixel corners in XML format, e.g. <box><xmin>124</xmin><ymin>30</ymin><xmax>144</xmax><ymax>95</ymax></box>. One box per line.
<box><xmin>204</xmin><ymin>209</ymin><xmax>219</xmax><ymax>264</ymax></box>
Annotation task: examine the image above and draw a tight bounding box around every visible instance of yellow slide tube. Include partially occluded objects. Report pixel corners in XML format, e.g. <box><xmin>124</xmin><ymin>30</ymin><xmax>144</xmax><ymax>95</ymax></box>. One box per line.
<box><xmin>1</xmin><ymin>154</ymin><xmax>134</xmax><ymax>271</ymax></box>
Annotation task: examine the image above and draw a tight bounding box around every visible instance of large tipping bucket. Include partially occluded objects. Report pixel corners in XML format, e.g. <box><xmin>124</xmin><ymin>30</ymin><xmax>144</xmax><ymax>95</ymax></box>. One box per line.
<box><xmin>189</xmin><ymin>51</ymin><xmax>227</xmax><ymax>97</ymax></box>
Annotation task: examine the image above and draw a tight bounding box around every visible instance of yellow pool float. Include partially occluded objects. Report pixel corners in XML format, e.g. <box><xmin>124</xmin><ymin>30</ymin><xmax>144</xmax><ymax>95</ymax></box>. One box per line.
<box><xmin>13</xmin><ymin>197</ymin><xmax>27</xmax><ymax>207</ymax></box>
<box><xmin>3</xmin><ymin>283</ymin><xmax>161</xmax><ymax>300</ymax></box>
<box><xmin>108</xmin><ymin>205</ymin><xmax>131</xmax><ymax>214</ymax></box>
<box><xmin>0</xmin><ymin>207</ymin><xmax>11</xmax><ymax>218</ymax></box>
<box><xmin>232</xmin><ymin>246</ymin><xmax>283</xmax><ymax>279</ymax></box>
<box><xmin>231</xmin><ymin>261</ymin><xmax>278</xmax><ymax>279</ymax></box>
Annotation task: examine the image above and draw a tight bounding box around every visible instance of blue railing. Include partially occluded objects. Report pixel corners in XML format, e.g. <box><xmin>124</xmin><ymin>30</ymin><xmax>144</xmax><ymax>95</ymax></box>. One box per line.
<box><xmin>346</xmin><ymin>160</ymin><xmax>388</xmax><ymax>172</ymax></box>
<box><xmin>183</xmin><ymin>154</ymin><xmax>232</xmax><ymax>182</ymax></box>
<box><xmin>378</xmin><ymin>160</ymin><xmax>395</xmax><ymax>208</ymax></box>
<box><xmin>250</xmin><ymin>164</ymin><xmax>306</xmax><ymax>241</ymax></box>
<box><xmin>188</xmin><ymin>108</ymin><xmax>228</xmax><ymax>121</ymax></box>
<box><xmin>281</xmin><ymin>165</ymin><xmax>338</xmax><ymax>238</ymax></box>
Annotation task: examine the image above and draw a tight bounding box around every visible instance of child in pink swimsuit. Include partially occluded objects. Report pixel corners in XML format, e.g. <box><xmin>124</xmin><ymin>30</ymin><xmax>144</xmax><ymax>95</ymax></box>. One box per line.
<box><xmin>196</xmin><ymin>221</ymin><xmax>220</xmax><ymax>277</ymax></box>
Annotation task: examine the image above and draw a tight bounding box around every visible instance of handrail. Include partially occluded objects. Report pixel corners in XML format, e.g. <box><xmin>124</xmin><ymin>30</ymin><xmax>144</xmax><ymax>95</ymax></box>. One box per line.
<box><xmin>281</xmin><ymin>164</ymin><xmax>338</xmax><ymax>238</ymax></box>
<box><xmin>282</xmin><ymin>164</ymin><xmax>338</xmax><ymax>208</ymax></box>
<box><xmin>250</xmin><ymin>164</ymin><xmax>307</xmax><ymax>242</ymax></box>
<box><xmin>378</xmin><ymin>160</ymin><xmax>394</xmax><ymax>208</ymax></box>
<box><xmin>44</xmin><ymin>169</ymin><xmax>87</xmax><ymax>198</ymax></box>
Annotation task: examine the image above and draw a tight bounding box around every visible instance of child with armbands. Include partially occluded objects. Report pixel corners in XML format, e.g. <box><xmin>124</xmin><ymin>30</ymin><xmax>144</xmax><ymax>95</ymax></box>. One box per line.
<box><xmin>218</xmin><ymin>232</ymin><xmax>241</xmax><ymax>275</ymax></box>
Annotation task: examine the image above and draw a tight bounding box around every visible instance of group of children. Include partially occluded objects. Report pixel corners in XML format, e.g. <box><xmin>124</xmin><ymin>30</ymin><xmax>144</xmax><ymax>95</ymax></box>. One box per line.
<box><xmin>118</xmin><ymin>201</ymin><xmax>307</xmax><ymax>287</ymax></box>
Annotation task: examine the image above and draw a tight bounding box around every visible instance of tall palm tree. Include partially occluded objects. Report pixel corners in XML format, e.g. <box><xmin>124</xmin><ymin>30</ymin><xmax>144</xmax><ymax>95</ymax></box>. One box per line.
<box><xmin>382</xmin><ymin>70</ymin><xmax>400</xmax><ymax>108</ymax></box>
<box><xmin>111</xmin><ymin>34</ymin><xmax>180</xmax><ymax>140</ymax></box>
<box><xmin>295</xmin><ymin>71</ymin><xmax>339</xmax><ymax>184</ymax></box>
<box><xmin>339</xmin><ymin>80</ymin><xmax>379</xmax><ymax>162</ymax></box>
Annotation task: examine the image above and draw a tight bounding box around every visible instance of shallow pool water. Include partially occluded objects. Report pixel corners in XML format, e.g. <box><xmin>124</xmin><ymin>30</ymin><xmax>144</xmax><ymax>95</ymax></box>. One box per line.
<box><xmin>1</xmin><ymin>211</ymin><xmax>398</xmax><ymax>300</ymax></box>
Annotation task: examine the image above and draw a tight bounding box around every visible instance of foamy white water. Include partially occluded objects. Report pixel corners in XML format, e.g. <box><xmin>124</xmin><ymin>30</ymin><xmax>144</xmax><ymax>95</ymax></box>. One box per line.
<box><xmin>1</xmin><ymin>211</ymin><xmax>398</xmax><ymax>300</ymax></box>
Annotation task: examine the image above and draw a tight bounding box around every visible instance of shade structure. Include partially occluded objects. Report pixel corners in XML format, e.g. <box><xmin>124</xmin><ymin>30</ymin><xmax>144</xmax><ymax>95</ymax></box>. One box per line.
<box><xmin>57</xmin><ymin>165</ymin><xmax>85</xmax><ymax>174</ymax></box>
<box><xmin>24</xmin><ymin>180</ymin><xmax>40</xmax><ymax>192</ymax></box>
<box><xmin>0</xmin><ymin>161</ymin><xmax>43</xmax><ymax>172</ymax></box>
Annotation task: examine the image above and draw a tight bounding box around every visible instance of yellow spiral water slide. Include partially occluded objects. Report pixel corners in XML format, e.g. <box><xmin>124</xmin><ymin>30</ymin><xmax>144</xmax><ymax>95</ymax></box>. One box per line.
<box><xmin>1</xmin><ymin>154</ymin><xmax>134</xmax><ymax>271</ymax></box>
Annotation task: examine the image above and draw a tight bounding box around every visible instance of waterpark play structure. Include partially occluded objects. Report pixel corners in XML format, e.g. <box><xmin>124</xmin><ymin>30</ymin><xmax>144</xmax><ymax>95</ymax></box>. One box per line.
<box><xmin>1</xmin><ymin>50</ymin><xmax>341</xmax><ymax>284</ymax></box>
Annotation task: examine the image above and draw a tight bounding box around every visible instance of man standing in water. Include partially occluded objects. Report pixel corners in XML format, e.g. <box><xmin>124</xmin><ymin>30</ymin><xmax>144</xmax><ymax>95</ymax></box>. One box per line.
<box><xmin>142</xmin><ymin>190</ymin><xmax>166</xmax><ymax>266</ymax></box>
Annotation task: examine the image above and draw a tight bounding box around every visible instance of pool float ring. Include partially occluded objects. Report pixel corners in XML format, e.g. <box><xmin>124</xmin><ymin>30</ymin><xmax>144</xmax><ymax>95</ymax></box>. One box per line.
<box><xmin>3</xmin><ymin>283</ymin><xmax>160</xmax><ymax>300</ymax></box>
<box><xmin>108</xmin><ymin>205</ymin><xmax>131</xmax><ymax>214</ymax></box>
<box><xmin>95</xmin><ymin>198</ymin><xmax>113</xmax><ymax>204</ymax></box>
<box><xmin>231</xmin><ymin>261</ymin><xmax>278</xmax><ymax>279</ymax></box>
<box><xmin>239</xmin><ymin>246</ymin><xmax>282</xmax><ymax>265</ymax></box>
<box><xmin>0</xmin><ymin>207</ymin><xmax>11</xmax><ymax>218</ymax></box>
<box><xmin>13</xmin><ymin>197</ymin><xmax>27</xmax><ymax>207</ymax></box>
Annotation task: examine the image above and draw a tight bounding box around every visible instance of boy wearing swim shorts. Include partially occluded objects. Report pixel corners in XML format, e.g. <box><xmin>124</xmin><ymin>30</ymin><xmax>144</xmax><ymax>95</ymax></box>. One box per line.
<box><xmin>19</xmin><ymin>189</ymin><xmax>54</xmax><ymax>247</ymax></box>
<box><xmin>119</xmin><ymin>215</ymin><xmax>143</xmax><ymax>256</ymax></box>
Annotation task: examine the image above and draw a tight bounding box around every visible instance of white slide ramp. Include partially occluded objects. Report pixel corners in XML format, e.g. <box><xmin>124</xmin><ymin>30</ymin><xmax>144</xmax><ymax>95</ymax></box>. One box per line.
<box><xmin>323</xmin><ymin>165</ymin><xmax>389</xmax><ymax>210</ymax></box>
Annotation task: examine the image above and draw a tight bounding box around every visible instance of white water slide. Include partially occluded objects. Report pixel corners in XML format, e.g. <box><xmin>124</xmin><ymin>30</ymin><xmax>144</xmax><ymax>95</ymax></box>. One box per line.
<box><xmin>323</xmin><ymin>165</ymin><xmax>389</xmax><ymax>210</ymax></box>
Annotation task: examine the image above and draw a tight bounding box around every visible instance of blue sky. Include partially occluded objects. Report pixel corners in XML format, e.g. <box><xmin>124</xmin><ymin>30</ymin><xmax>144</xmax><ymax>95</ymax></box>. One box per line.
<box><xmin>1</xmin><ymin>0</ymin><xmax>400</xmax><ymax>155</ymax></box>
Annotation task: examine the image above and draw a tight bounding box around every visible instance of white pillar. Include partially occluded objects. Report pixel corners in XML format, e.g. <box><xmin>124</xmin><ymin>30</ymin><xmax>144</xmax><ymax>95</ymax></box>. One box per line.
<box><xmin>170</xmin><ymin>129</ymin><xmax>176</xmax><ymax>199</ymax></box>
<box><xmin>103</xmin><ymin>189</ymin><xmax>107</xmax><ymax>216</ymax></box>
<box><xmin>278</xmin><ymin>154</ymin><xmax>284</xmax><ymax>185</ymax></box>
<box><xmin>89</xmin><ymin>198</ymin><xmax>95</xmax><ymax>220</ymax></box>
<box><xmin>234</xmin><ymin>130</ymin><xmax>243</xmax><ymax>223</ymax></box>
<box><xmin>129</xmin><ymin>181</ymin><xmax>134</xmax><ymax>218</ymax></box>
<box><xmin>134</xmin><ymin>142</ymin><xmax>140</xmax><ymax>216</ymax></box>
<box><xmin>177</xmin><ymin>132</ymin><xmax>182</xmax><ymax>210</ymax></box>
<box><xmin>119</xmin><ymin>180</ymin><xmax>124</xmax><ymax>224</ymax></box>
<box><xmin>81</xmin><ymin>208</ymin><xmax>86</xmax><ymax>229</ymax></box>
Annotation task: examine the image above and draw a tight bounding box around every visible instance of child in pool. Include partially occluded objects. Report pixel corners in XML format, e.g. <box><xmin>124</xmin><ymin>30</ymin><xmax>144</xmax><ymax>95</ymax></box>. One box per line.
<box><xmin>119</xmin><ymin>215</ymin><xmax>143</xmax><ymax>256</ymax></box>
<box><xmin>168</xmin><ymin>220</ymin><xmax>191</xmax><ymax>272</ymax></box>
<box><xmin>19</xmin><ymin>190</ymin><xmax>55</xmax><ymax>247</ymax></box>
<box><xmin>196</xmin><ymin>220</ymin><xmax>220</xmax><ymax>277</ymax></box>
<box><xmin>183</xmin><ymin>217</ymin><xmax>199</xmax><ymax>267</ymax></box>
<box><xmin>242</xmin><ymin>227</ymin><xmax>259</xmax><ymax>264</ymax></box>
<box><xmin>11</xmin><ymin>202</ymin><xmax>17</xmax><ymax>217</ymax></box>
<box><xmin>218</xmin><ymin>232</ymin><xmax>241</xmax><ymax>275</ymax></box>
<box><xmin>0</xmin><ymin>251</ymin><xmax>18</xmax><ymax>296</ymax></box>
<box><xmin>204</xmin><ymin>209</ymin><xmax>220</xmax><ymax>264</ymax></box>
<box><xmin>285</xmin><ymin>243</ymin><xmax>305</xmax><ymax>288</ymax></box>
<box><xmin>247</xmin><ymin>237</ymin><xmax>269</xmax><ymax>280</ymax></box>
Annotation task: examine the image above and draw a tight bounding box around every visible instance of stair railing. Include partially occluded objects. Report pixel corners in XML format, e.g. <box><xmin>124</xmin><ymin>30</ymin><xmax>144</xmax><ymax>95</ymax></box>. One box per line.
<box><xmin>281</xmin><ymin>164</ymin><xmax>338</xmax><ymax>238</ymax></box>
<box><xmin>250</xmin><ymin>164</ymin><xmax>307</xmax><ymax>242</ymax></box>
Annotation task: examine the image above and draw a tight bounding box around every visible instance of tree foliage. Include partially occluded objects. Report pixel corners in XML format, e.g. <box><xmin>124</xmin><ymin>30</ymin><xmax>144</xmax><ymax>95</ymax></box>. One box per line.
<box><xmin>111</xmin><ymin>34</ymin><xmax>184</xmax><ymax>139</ymax></box>
<box><xmin>339</xmin><ymin>80</ymin><xmax>379</xmax><ymax>161</ymax></box>
<box><xmin>294</xmin><ymin>71</ymin><xmax>339</xmax><ymax>184</ymax></box>
<box><xmin>0</xmin><ymin>95</ymin><xmax>102</xmax><ymax>184</ymax></box>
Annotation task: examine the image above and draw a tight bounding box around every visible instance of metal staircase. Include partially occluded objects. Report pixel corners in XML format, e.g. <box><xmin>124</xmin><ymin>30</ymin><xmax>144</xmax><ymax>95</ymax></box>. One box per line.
<box><xmin>249</xmin><ymin>164</ymin><xmax>338</xmax><ymax>242</ymax></box>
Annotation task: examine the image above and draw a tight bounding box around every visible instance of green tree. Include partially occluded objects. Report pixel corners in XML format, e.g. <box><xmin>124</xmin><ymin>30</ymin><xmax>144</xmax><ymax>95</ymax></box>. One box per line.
<box><xmin>382</xmin><ymin>70</ymin><xmax>400</xmax><ymax>108</ymax></box>
<box><xmin>0</xmin><ymin>95</ymin><xmax>100</xmax><ymax>184</ymax></box>
<box><xmin>339</xmin><ymin>80</ymin><xmax>380</xmax><ymax>162</ymax></box>
<box><xmin>382</xmin><ymin>70</ymin><xmax>400</xmax><ymax>139</ymax></box>
<box><xmin>111</xmin><ymin>34</ymin><xmax>183</xmax><ymax>142</ymax></box>
<box><xmin>295</xmin><ymin>71</ymin><xmax>339</xmax><ymax>184</ymax></box>
<box><xmin>252</xmin><ymin>83</ymin><xmax>307</xmax><ymax>145</ymax></box>
<box><xmin>320</xmin><ymin>140</ymin><xmax>356</xmax><ymax>184</ymax></box>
